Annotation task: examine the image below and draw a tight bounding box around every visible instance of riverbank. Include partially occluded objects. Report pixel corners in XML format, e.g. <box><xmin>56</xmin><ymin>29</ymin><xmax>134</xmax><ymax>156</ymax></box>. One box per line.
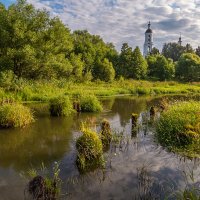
<box><xmin>0</xmin><ymin>80</ymin><xmax>200</xmax><ymax>102</ymax></box>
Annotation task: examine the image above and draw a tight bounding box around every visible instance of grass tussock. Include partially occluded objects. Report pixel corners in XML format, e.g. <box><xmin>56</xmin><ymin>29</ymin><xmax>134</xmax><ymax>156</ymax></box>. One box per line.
<box><xmin>79</xmin><ymin>95</ymin><xmax>103</xmax><ymax>112</ymax></box>
<box><xmin>49</xmin><ymin>96</ymin><xmax>74</xmax><ymax>117</ymax></box>
<box><xmin>156</xmin><ymin>101</ymin><xmax>200</xmax><ymax>157</ymax></box>
<box><xmin>76</xmin><ymin>123</ymin><xmax>104</xmax><ymax>172</ymax></box>
<box><xmin>0</xmin><ymin>103</ymin><xmax>34</xmax><ymax>128</ymax></box>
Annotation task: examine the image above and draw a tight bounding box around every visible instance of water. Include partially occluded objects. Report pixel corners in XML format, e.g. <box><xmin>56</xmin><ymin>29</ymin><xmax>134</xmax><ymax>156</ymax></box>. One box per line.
<box><xmin>0</xmin><ymin>95</ymin><xmax>200</xmax><ymax>200</ymax></box>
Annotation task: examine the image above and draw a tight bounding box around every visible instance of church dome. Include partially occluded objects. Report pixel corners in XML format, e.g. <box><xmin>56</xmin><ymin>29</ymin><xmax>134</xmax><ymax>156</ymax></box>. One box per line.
<box><xmin>145</xmin><ymin>28</ymin><xmax>152</xmax><ymax>33</ymax></box>
<box><xmin>145</xmin><ymin>21</ymin><xmax>152</xmax><ymax>33</ymax></box>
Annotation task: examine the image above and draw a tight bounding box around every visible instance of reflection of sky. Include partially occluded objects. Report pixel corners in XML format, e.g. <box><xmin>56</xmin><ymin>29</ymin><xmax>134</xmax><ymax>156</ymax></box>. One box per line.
<box><xmin>1</xmin><ymin>97</ymin><xmax>200</xmax><ymax>199</ymax></box>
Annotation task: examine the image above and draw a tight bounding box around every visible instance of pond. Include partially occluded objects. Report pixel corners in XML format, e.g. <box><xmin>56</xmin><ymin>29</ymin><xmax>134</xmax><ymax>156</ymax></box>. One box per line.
<box><xmin>0</xmin><ymin>95</ymin><xmax>200</xmax><ymax>200</ymax></box>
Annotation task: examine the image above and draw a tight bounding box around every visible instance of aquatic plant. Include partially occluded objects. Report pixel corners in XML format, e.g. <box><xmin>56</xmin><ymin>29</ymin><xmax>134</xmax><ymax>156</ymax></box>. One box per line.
<box><xmin>76</xmin><ymin>124</ymin><xmax>104</xmax><ymax>172</ymax></box>
<box><xmin>49</xmin><ymin>96</ymin><xmax>74</xmax><ymax>116</ymax></box>
<box><xmin>79</xmin><ymin>95</ymin><xmax>103</xmax><ymax>112</ymax></box>
<box><xmin>0</xmin><ymin>103</ymin><xmax>34</xmax><ymax>128</ymax></box>
<box><xmin>26</xmin><ymin>162</ymin><xmax>61</xmax><ymax>200</ymax></box>
<box><xmin>156</xmin><ymin>101</ymin><xmax>200</xmax><ymax>157</ymax></box>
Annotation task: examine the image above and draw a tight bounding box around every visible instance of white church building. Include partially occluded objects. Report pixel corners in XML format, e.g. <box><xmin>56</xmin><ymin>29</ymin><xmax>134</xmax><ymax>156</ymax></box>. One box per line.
<box><xmin>143</xmin><ymin>21</ymin><xmax>153</xmax><ymax>57</ymax></box>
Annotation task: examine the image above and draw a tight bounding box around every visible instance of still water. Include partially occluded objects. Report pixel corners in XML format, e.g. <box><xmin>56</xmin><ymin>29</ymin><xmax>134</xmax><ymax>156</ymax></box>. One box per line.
<box><xmin>0</xmin><ymin>95</ymin><xmax>200</xmax><ymax>200</ymax></box>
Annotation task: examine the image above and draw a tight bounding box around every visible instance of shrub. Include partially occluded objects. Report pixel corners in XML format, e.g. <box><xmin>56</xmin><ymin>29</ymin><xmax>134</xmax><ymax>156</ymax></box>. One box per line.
<box><xmin>76</xmin><ymin>124</ymin><xmax>104</xmax><ymax>172</ymax></box>
<box><xmin>156</xmin><ymin>101</ymin><xmax>200</xmax><ymax>155</ymax></box>
<box><xmin>80</xmin><ymin>95</ymin><xmax>103</xmax><ymax>112</ymax></box>
<box><xmin>49</xmin><ymin>96</ymin><xmax>74</xmax><ymax>116</ymax></box>
<box><xmin>0</xmin><ymin>103</ymin><xmax>34</xmax><ymax>128</ymax></box>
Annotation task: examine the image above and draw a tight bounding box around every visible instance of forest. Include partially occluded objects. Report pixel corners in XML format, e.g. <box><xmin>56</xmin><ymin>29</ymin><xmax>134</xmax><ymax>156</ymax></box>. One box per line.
<box><xmin>0</xmin><ymin>0</ymin><xmax>200</xmax><ymax>87</ymax></box>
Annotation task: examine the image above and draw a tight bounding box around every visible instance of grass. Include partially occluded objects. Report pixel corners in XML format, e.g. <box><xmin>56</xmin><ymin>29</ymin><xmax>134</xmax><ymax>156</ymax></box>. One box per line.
<box><xmin>156</xmin><ymin>101</ymin><xmax>200</xmax><ymax>157</ymax></box>
<box><xmin>0</xmin><ymin>103</ymin><xmax>34</xmax><ymax>128</ymax></box>
<box><xmin>0</xmin><ymin>79</ymin><xmax>199</xmax><ymax>103</ymax></box>
<box><xmin>76</xmin><ymin>123</ymin><xmax>104</xmax><ymax>172</ymax></box>
<box><xmin>25</xmin><ymin>162</ymin><xmax>61</xmax><ymax>200</ymax></box>
<box><xmin>79</xmin><ymin>95</ymin><xmax>103</xmax><ymax>112</ymax></box>
<box><xmin>49</xmin><ymin>96</ymin><xmax>74</xmax><ymax>117</ymax></box>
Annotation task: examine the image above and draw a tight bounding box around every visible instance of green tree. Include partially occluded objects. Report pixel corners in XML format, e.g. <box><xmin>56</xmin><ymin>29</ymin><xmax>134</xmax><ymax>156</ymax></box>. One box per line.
<box><xmin>132</xmin><ymin>46</ymin><xmax>148</xmax><ymax>79</ymax></box>
<box><xmin>72</xmin><ymin>30</ymin><xmax>118</xmax><ymax>81</ymax></box>
<box><xmin>93</xmin><ymin>58</ymin><xmax>115</xmax><ymax>82</ymax></box>
<box><xmin>147</xmin><ymin>54</ymin><xmax>175</xmax><ymax>81</ymax></box>
<box><xmin>118</xmin><ymin>43</ymin><xmax>133</xmax><ymax>78</ymax></box>
<box><xmin>195</xmin><ymin>46</ymin><xmax>200</xmax><ymax>57</ymax></box>
<box><xmin>151</xmin><ymin>47</ymin><xmax>160</xmax><ymax>55</ymax></box>
<box><xmin>162</xmin><ymin>42</ymin><xmax>185</xmax><ymax>61</ymax></box>
<box><xmin>176</xmin><ymin>53</ymin><xmax>200</xmax><ymax>82</ymax></box>
<box><xmin>0</xmin><ymin>0</ymin><xmax>74</xmax><ymax>79</ymax></box>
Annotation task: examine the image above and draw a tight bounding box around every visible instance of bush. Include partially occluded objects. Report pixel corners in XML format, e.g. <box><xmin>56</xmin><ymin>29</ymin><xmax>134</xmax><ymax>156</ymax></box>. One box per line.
<box><xmin>80</xmin><ymin>95</ymin><xmax>103</xmax><ymax>112</ymax></box>
<box><xmin>0</xmin><ymin>103</ymin><xmax>34</xmax><ymax>128</ymax></box>
<box><xmin>76</xmin><ymin>124</ymin><xmax>104</xmax><ymax>172</ymax></box>
<box><xmin>156</xmin><ymin>101</ymin><xmax>200</xmax><ymax>156</ymax></box>
<box><xmin>49</xmin><ymin>96</ymin><xmax>74</xmax><ymax>116</ymax></box>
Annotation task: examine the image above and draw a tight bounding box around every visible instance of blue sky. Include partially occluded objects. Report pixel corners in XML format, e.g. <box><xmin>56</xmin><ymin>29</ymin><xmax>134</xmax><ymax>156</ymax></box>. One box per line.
<box><xmin>2</xmin><ymin>0</ymin><xmax>200</xmax><ymax>51</ymax></box>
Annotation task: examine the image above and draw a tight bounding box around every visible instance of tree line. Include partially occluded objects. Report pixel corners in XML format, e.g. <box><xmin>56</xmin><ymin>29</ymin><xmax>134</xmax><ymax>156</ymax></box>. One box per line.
<box><xmin>0</xmin><ymin>0</ymin><xmax>199</xmax><ymax>83</ymax></box>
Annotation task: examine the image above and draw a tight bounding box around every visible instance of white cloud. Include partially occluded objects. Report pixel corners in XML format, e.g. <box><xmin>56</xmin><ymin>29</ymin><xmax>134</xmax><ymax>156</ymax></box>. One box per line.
<box><xmin>27</xmin><ymin>0</ymin><xmax>200</xmax><ymax>51</ymax></box>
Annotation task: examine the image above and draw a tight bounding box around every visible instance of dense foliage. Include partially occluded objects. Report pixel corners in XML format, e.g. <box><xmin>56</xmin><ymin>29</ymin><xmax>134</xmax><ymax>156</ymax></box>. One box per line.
<box><xmin>0</xmin><ymin>0</ymin><xmax>199</xmax><ymax>87</ymax></box>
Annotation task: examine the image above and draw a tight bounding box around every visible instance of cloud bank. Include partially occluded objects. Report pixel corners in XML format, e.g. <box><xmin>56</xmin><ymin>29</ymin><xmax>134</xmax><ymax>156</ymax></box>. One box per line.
<box><xmin>23</xmin><ymin>0</ymin><xmax>200</xmax><ymax>51</ymax></box>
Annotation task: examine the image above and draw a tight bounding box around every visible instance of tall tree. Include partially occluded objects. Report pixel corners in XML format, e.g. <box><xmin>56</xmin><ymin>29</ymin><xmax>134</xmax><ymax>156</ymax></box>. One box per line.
<box><xmin>162</xmin><ymin>42</ymin><xmax>185</xmax><ymax>62</ymax></box>
<box><xmin>132</xmin><ymin>46</ymin><xmax>148</xmax><ymax>79</ymax></box>
<box><xmin>147</xmin><ymin>54</ymin><xmax>175</xmax><ymax>81</ymax></box>
<box><xmin>117</xmin><ymin>43</ymin><xmax>133</xmax><ymax>78</ymax></box>
<box><xmin>176</xmin><ymin>53</ymin><xmax>200</xmax><ymax>82</ymax></box>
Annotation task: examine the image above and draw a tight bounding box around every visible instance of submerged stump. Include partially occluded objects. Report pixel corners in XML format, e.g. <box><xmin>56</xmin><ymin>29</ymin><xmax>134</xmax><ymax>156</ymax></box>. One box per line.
<box><xmin>150</xmin><ymin>106</ymin><xmax>156</xmax><ymax>117</ymax></box>
<box><xmin>131</xmin><ymin>113</ymin><xmax>138</xmax><ymax>127</ymax></box>
<box><xmin>100</xmin><ymin>119</ymin><xmax>112</xmax><ymax>149</ymax></box>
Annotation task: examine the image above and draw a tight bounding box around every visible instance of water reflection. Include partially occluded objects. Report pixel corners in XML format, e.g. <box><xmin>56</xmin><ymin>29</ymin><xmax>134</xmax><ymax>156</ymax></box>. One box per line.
<box><xmin>0</xmin><ymin>116</ymin><xmax>74</xmax><ymax>171</ymax></box>
<box><xmin>0</xmin><ymin>95</ymin><xmax>200</xmax><ymax>199</ymax></box>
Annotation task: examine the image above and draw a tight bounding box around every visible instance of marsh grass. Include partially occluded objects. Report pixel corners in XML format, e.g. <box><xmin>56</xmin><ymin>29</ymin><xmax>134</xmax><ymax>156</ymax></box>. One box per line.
<box><xmin>156</xmin><ymin>101</ymin><xmax>200</xmax><ymax>157</ymax></box>
<box><xmin>0</xmin><ymin>80</ymin><xmax>200</xmax><ymax>103</ymax></box>
<box><xmin>0</xmin><ymin>103</ymin><xmax>34</xmax><ymax>128</ymax></box>
<box><xmin>49</xmin><ymin>96</ymin><xmax>74</xmax><ymax>117</ymax></box>
<box><xmin>76</xmin><ymin>123</ymin><xmax>104</xmax><ymax>172</ymax></box>
<box><xmin>79</xmin><ymin>95</ymin><xmax>103</xmax><ymax>112</ymax></box>
<box><xmin>25</xmin><ymin>162</ymin><xmax>61</xmax><ymax>200</ymax></box>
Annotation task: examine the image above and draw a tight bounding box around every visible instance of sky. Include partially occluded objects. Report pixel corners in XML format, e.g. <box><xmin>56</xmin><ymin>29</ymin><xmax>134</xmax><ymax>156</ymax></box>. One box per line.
<box><xmin>2</xmin><ymin>0</ymin><xmax>200</xmax><ymax>51</ymax></box>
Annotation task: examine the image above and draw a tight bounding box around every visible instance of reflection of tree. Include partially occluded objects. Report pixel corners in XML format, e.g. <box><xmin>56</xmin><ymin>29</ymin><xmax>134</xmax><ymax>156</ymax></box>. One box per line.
<box><xmin>112</xmin><ymin>97</ymin><xmax>148</xmax><ymax>127</ymax></box>
<box><xmin>101</xmin><ymin>98</ymin><xmax>115</xmax><ymax>111</ymax></box>
<box><xmin>0</xmin><ymin>116</ymin><xmax>74</xmax><ymax>171</ymax></box>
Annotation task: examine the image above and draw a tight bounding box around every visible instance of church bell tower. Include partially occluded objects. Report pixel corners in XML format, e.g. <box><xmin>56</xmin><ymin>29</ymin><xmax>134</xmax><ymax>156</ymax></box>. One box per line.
<box><xmin>143</xmin><ymin>21</ymin><xmax>153</xmax><ymax>57</ymax></box>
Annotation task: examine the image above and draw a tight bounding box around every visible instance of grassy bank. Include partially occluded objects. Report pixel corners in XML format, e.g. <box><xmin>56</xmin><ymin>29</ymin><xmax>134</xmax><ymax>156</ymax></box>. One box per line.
<box><xmin>0</xmin><ymin>79</ymin><xmax>200</xmax><ymax>102</ymax></box>
<box><xmin>156</xmin><ymin>101</ymin><xmax>200</xmax><ymax>157</ymax></box>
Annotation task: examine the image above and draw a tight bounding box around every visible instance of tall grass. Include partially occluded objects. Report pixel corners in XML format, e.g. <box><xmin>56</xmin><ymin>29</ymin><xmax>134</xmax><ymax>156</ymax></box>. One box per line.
<box><xmin>0</xmin><ymin>103</ymin><xmax>34</xmax><ymax>128</ymax></box>
<box><xmin>79</xmin><ymin>95</ymin><xmax>103</xmax><ymax>112</ymax></box>
<box><xmin>0</xmin><ymin>79</ymin><xmax>200</xmax><ymax>102</ymax></box>
<box><xmin>76</xmin><ymin>123</ymin><xmax>104</xmax><ymax>172</ymax></box>
<box><xmin>156</xmin><ymin>101</ymin><xmax>200</xmax><ymax>157</ymax></box>
<box><xmin>49</xmin><ymin>96</ymin><xmax>74</xmax><ymax>117</ymax></box>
